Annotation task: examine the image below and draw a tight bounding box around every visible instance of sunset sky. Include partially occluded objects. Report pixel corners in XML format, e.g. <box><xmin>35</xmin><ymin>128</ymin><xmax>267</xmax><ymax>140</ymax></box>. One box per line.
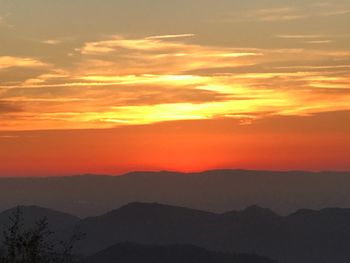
<box><xmin>0</xmin><ymin>0</ymin><xmax>349</xmax><ymax>176</ymax></box>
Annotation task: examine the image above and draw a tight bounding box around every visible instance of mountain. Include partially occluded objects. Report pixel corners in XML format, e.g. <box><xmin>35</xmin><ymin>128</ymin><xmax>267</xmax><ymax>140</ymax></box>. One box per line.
<box><xmin>76</xmin><ymin>202</ymin><xmax>216</xmax><ymax>255</ymax></box>
<box><xmin>3</xmin><ymin>203</ymin><xmax>350</xmax><ymax>262</ymax></box>
<box><xmin>222</xmin><ymin>205</ymin><xmax>279</xmax><ymax>222</ymax></box>
<box><xmin>71</xmin><ymin>202</ymin><xmax>350</xmax><ymax>263</ymax></box>
<box><xmin>0</xmin><ymin>205</ymin><xmax>80</xmax><ymax>234</ymax></box>
<box><xmin>0</xmin><ymin>206</ymin><xmax>80</xmax><ymax>249</ymax></box>
<box><xmin>1</xmin><ymin>169</ymin><xmax>350</xmax><ymax>217</ymax></box>
<box><xmin>85</xmin><ymin>243</ymin><xmax>277</xmax><ymax>263</ymax></box>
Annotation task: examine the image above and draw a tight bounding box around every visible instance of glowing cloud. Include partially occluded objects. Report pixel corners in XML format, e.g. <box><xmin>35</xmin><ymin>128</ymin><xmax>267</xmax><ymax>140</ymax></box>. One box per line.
<box><xmin>0</xmin><ymin>56</ymin><xmax>49</xmax><ymax>70</ymax></box>
<box><xmin>0</xmin><ymin>0</ymin><xmax>349</xmax><ymax>173</ymax></box>
<box><xmin>0</xmin><ymin>33</ymin><xmax>350</xmax><ymax>131</ymax></box>
<box><xmin>225</xmin><ymin>2</ymin><xmax>350</xmax><ymax>23</ymax></box>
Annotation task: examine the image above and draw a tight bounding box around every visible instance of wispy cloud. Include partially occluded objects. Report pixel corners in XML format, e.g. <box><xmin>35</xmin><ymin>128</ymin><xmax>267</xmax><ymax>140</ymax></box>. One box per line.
<box><xmin>77</xmin><ymin>35</ymin><xmax>262</xmax><ymax>76</ymax></box>
<box><xmin>275</xmin><ymin>34</ymin><xmax>329</xmax><ymax>39</ymax></box>
<box><xmin>306</xmin><ymin>40</ymin><xmax>334</xmax><ymax>44</ymax></box>
<box><xmin>225</xmin><ymin>2</ymin><xmax>350</xmax><ymax>23</ymax></box>
<box><xmin>146</xmin><ymin>34</ymin><xmax>195</xmax><ymax>40</ymax></box>
<box><xmin>41</xmin><ymin>39</ymin><xmax>63</xmax><ymax>45</ymax></box>
<box><xmin>0</xmin><ymin>135</ymin><xmax>20</xmax><ymax>139</ymax></box>
<box><xmin>275</xmin><ymin>34</ymin><xmax>343</xmax><ymax>45</ymax></box>
<box><xmin>274</xmin><ymin>65</ymin><xmax>350</xmax><ymax>70</ymax></box>
<box><xmin>319</xmin><ymin>9</ymin><xmax>350</xmax><ymax>16</ymax></box>
<box><xmin>248</xmin><ymin>7</ymin><xmax>305</xmax><ymax>22</ymax></box>
<box><xmin>1</xmin><ymin>34</ymin><xmax>350</xmax><ymax>131</ymax></box>
<box><xmin>0</xmin><ymin>56</ymin><xmax>49</xmax><ymax>70</ymax></box>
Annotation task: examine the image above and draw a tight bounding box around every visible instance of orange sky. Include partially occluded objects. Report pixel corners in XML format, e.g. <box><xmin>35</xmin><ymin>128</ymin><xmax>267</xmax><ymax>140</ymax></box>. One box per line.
<box><xmin>0</xmin><ymin>0</ymin><xmax>350</xmax><ymax>176</ymax></box>
<box><xmin>1</xmin><ymin>111</ymin><xmax>349</xmax><ymax>176</ymax></box>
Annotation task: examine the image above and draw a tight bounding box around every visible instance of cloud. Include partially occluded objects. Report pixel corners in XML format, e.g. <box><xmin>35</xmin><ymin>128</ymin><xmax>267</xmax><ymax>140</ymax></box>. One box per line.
<box><xmin>41</xmin><ymin>39</ymin><xmax>63</xmax><ymax>45</ymax></box>
<box><xmin>0</xmin><ymin>56</ymin><xmax>49</xmax><ymax>70</ymax></box>
<box><xmin>79</xmin><ymin>35</ymin><xmax>199</xmax><ymax>55</ymax></box>
<box><xmin>274</xmin><ymin>65</ymin><xmax>350</xmax><ymax>70</ymax></box>
<box><xmin>225</xmin><ymin>2</ymin><xmax>350</xmax><ymax>23</ymax></box>
<box><xmin>22</xmin><ymin>69</ymin><xmax>69</xmax><ymax>85</ymax></box>
<box><xmin>248</xmin><ymin>7</ymin><xmax>306</xmax><ymax>22</ymax></box>
<box><xmin>0</xmin><ymin>135</ymin><xmax>19</xmax><ymax>139</ymax></box>
<box><xmin>1</xmin><ymin>34</ymin><xmax>350</xmax><ymax>131</ymax></box>
<box><xmin>77</xmin><ymin>35</ymin><xmax>262</xmax><ymax>78</ymax></box>
<box><xmin>275</xmin><ymin>34</ymin><xmax>329</xmax><ymax>39</ymax></box>
<box><xmin>275</xmin><ymin>34</ymin><xmax>344</xmax><ymax>45</ymax></box>
<box><xmin>319</xmin><ymin>9</ymin><xmax>350</xmax><ymax>16</ymax></box>
<box><xmin>146</xmin><ymin>34</ymin><xmax>195</xmax><ymax>40</ymax></box>
<box><xmin>306</xmin><ymin>40</ymin><xmax>334</xmax><ymax>44</ymax></box>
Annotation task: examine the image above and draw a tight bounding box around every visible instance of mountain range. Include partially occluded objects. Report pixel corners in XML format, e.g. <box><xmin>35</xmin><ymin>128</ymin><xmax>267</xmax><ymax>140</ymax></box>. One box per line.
<box><xmin>2</xmin><ymin>202</ymin><xmax>350</xmax><ymax>262</ymax></box>
<box><xmin>1</xmin><ymin>169</ymin><xmax>350</xmax><ymax>217</ymax></box>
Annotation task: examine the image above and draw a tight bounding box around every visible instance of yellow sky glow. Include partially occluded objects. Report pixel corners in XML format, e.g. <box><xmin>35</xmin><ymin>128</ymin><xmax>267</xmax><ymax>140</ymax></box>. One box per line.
<box><xmin>0</xmin><ymin>1</ymin><xmax>350</xmax><ymax>131</ymax></box>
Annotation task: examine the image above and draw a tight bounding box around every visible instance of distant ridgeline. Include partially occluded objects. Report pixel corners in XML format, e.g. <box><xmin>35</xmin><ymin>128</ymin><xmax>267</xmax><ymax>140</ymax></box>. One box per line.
<box><xmin>1</xmin><ymin>169</ymin><xmax>350</xmax><ymax>217</ymax></box>
<box><xmin>2</xmin><ymin>203</ymin><xmax>350</xmax><ymax>262</ymax></box>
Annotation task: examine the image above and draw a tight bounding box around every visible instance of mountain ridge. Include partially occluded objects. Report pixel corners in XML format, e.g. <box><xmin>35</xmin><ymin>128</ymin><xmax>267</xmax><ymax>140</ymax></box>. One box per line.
<box><xmin>2</xmin><ymin>169</ymin><xmax>350</xmax><ymax>179</ymax></box>
<box><xmin>2</xmin><ymin>203</ymin><xmax>350</xmax><ymax>262</ymax></box>
<box><xmin>1</xmin><ymin>169</ymin><xmax>350</xmax><ymax>217</ymax></box>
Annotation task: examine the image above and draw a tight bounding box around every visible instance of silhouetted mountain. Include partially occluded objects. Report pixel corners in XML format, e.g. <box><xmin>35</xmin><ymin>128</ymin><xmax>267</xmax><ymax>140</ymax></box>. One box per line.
<box><xmin>1</xmin><ymin>170</ymin><xmax>350</xmax><ymax>217</ymax></box>
<box><xmin>4</xmin><ymin>202</ymin><xmax>350</xmax><ymax>262</ymax></box>
<box><xmin>85</xmin><ymin>243</ymin><xmax>277</xmax><ymax>263</ymax></box>
<box><xmin>75</xmin><ymin>202</ymin><xmax>215</xmax><ymax>255</ymax></box>
<box><xmin>0</xmin><ymin>205</ymin><xmax>79</xmax><ymax>233</ymax></box>
<box><xmin>112</xmin><ymin>202</ymin><xmax>215</xmax><ymax>220</ymax></box>
<box><xmin>67</xmin><ymin>202</ymin><xmax>350</xmax><ymax>263</ymax></box>
<box><xmin>222</xmin><ymin>206</ymin><xmax>279</xmax><ymax>222</ymax></box>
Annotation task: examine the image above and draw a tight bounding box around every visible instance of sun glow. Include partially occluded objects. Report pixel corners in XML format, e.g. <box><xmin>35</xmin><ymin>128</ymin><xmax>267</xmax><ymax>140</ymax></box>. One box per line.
<box><xmin>0</xmin><ymin>0</ymin><xmax>350</xmax><ymax>175</ymax></box>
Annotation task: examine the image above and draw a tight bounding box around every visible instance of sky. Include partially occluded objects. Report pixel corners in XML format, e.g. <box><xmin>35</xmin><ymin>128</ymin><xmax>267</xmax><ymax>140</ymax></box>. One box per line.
<box><xmin>0</xmin><ymin>0</ymin><xmax>349</xmax><ymax>176</ymax></box>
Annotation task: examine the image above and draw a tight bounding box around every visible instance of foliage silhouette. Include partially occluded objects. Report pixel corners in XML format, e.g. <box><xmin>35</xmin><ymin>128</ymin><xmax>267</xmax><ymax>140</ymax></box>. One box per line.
<box><xmin>0</xmin><ymin>207</ymin><xmax>84</xmax><ymax>263</ymax></box>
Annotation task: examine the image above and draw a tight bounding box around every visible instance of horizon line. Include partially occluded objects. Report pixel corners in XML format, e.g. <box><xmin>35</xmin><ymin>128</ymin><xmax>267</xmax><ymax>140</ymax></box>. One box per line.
<box><xmin>1</xmin><ymin>168</ymin><xmax>349</xmax><ymax>179</ymax></box>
